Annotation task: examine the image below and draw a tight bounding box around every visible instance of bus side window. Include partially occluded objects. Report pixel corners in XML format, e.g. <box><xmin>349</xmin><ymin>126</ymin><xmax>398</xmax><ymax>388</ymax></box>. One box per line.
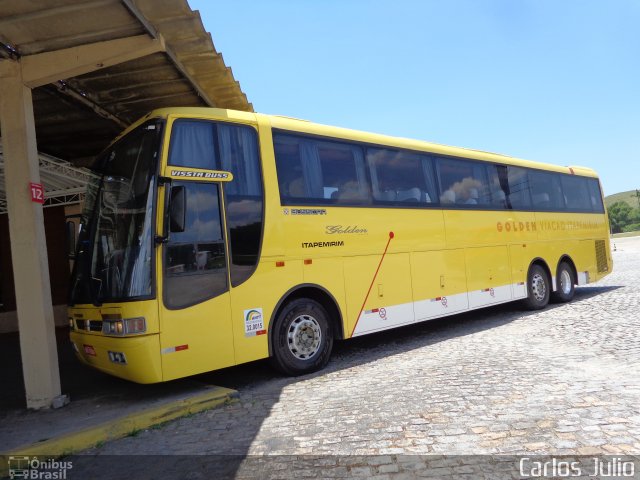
<box><xmin>436</xmin><ymin>157</ymin><xmax>491</xmax><ymax>207</ymax></box>
<box><xmin>366</xmin><ymin>148</ymin><xmax>437</xmax><ymax>205</ymax></box>
<box><xmin>274</xmin><ymin>133</ymin><xmax>371</xmax><ymax>206</ymax></box>
<box><xmin>506</xmin><ymin>166</ymin><xmax>531</xmax><ymax>209</ymax></box>
<box><xmin>274</xmin><ymin>137</ymin><xmax>305</xmax><ymax>200</ymax></box>
<box><xmin>587</xmin><ymin>178</ymin><xmax>605</xmax><ymax>213</ymax></box>
<box><xmin>317</xmin><ymin>142</ymin><xmax>370</xmax><ymax>204</ymax></box>
<box><xmin>530</xmin><ymin>171</ymin><xmax>564</xmax><ymax>210</ymax></box>
<box><xmin>168</xmin><ymin>120</ymin><xmax>217</xmax><ymax>169</ymax></box>
<box><xmin>560</xmin><ymin>175</ymin><xmax>591</xmax><ymax>211</ymax></box>
<box><xmin>169</xmin><ymin>119</ymin><xmax>263</xmax><ymax>288</ymax></box>
<box><xmin>217</xmin><ymin>124</ymin><xmax>263</xmax><ymax>287</ymax></box>
<box><xmin>485</xmin><ymin>164</ymin><xmax>510</xmax><ymax>209</ymax></box>
<box><xmin>164</xmin><ymin>182</ymin><xmax>227</xmax><ymax>309</ymax></box>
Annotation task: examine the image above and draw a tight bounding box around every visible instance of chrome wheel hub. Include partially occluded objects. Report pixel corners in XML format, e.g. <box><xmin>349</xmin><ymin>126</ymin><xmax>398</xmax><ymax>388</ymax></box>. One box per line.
<box><xmin>560</xmin><ymin>269</ymin><xmax>572</xmax><ymax>295</ymax></box>
<box><xmin>287</xmin><ymin>315</ymin><xmax>322</xmax><ymax>360</ymax></box>
<box><xmin>532</xmin><ymin>273</ymin><xmax>547</xmax><ymax>301</ymax></box>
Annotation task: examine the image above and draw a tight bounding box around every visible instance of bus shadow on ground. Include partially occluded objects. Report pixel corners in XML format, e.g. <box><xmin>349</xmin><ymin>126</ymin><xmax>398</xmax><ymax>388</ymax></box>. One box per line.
<box><xmin>105</xmin><ymin>284</ymin><xmax>620</xmax><ymax>479</ymax></box>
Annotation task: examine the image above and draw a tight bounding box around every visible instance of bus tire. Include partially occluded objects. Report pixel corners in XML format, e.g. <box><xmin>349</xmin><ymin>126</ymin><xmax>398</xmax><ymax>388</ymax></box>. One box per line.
<box><xmin>522</xmin><ymin>264</ymin><xmax>550</xmax><ymax>310</ymax></box>
<box><xmin>270</xmin><ymin>298</ymin><xmax>334</xmax><ymax>376</ymax></box>
<box><xmin>551</xmin><ymin>261</ymin><xmax>575</xmax><ymax>303</ymax></box>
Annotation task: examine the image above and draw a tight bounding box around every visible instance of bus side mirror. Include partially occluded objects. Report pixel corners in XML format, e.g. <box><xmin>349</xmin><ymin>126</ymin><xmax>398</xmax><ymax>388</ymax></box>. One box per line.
<box><xmin>66</xmin><ymin>221</ymin><xmax>76</xmax><ymax>258</ymax></box>
<box><xmin>169</xmin><ymin>186</ymin><xmax>186</xmax><ymax>233</ymax></box>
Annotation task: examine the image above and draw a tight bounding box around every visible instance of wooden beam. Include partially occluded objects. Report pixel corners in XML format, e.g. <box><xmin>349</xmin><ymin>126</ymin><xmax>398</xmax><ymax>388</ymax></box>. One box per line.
<box><xmin>0</xmin><ymin>68</ymin><xmax>64</xmax><ymax>409</ymax></box>
<box><xmin>0</xmin><ymin>0</ymin><xmax>113</xmax><ymax>28</ymax></box>
<box><xmin>21</xmin><ymin>34</ymin><xmax>165</xmax><ymax>88</ymax></box>
<box><xmin>0</xmin><ymin>58</ymin><xmax>19</xmax><ymax>79</ymax></box>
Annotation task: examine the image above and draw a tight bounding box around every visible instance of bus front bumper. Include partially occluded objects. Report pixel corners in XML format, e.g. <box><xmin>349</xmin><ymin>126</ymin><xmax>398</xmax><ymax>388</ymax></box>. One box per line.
<box><xmin>70</xmin><ymin>331</ymin><xmax>163</xmax><ymax>384</ymax></box>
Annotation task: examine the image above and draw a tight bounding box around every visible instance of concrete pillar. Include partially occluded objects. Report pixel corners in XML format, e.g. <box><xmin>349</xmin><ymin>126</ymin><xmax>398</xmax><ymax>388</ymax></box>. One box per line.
<box><xmin>0</xmin><ymin>62</ymin><xmax>64</xmax><ymax>409</ymax></box>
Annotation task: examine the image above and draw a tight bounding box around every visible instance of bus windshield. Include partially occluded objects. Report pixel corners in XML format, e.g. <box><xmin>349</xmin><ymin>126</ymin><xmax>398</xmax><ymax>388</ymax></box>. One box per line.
<box><xmin>69</xmin><ymin>121</ymin><xmax>162</xmax><ymax>305</ymax></box>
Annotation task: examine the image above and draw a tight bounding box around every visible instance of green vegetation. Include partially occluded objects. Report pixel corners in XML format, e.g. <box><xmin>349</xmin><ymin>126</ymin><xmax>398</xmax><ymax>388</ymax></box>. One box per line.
<box><xmin>605</xmin><ymin>190</ymin><xmax>640</xmax><ymax>209</ymax></box>
<box><xmin>606</xmin><ymin>192</ymin><xmax>640</xmax><ymax>233</ymax></box>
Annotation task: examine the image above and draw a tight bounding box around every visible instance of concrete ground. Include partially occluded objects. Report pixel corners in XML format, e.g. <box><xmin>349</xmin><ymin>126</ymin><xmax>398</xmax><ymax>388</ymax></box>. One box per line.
<box><xmin>3</xmin><ymin>237</ymin><xmax>639</xmax><ymax>479</ymax></box>
<box><xmin>0</xmin><ymin>329</ymin><xmax>236</xmax><ymax>460</ymax></box>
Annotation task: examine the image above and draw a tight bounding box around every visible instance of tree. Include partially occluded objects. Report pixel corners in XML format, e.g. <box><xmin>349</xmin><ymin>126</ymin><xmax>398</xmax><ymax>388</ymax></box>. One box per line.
<box><xmin>623</xmin><ymin>207</ymin><xmax>640</xmax><ymax>233</ymax></box>
<box><xmin>608</xmin><ymin>201</ymin><xmax>632</xmax><ymax>233</ymax></box>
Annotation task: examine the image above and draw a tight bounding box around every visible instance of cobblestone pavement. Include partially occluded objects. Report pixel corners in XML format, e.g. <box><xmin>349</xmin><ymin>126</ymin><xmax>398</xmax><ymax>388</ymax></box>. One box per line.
<box><xmin>76</xmin><ymin>237</ymin><xmax>640</xmax><ymax>478</ymax></box>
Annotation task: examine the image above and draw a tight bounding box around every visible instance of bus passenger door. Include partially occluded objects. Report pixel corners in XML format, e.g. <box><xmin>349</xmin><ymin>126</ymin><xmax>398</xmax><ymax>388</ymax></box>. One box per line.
<box><xmin>158</xmin><ymin>180</ymin><xmax>234</xmax><ymax>381</ymax></box>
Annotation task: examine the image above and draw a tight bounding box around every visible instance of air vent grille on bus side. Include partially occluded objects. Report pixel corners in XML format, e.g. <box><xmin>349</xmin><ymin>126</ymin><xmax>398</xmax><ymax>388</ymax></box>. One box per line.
<box><xmin>595</xmin><ymin>240</ymin><xmax>608</xmax><ymax>273</ymax></box>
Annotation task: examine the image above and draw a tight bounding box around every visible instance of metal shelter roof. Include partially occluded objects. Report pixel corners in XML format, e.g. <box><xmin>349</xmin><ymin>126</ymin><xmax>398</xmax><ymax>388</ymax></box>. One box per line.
<box><xmin>0</xmin><ymin>0</ymin><xmax>252</xmax><ymax>165</ymax></box>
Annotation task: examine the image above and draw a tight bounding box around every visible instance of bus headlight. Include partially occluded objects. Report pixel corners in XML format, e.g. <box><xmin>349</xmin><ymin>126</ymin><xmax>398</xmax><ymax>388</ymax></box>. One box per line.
<box><xmin>102</xmin><ymin>317</ymin><xmax>146</xmax><ymax>336</ymax></box>
<box><xmin>124</xmin><ymin>317</ymin><xmax>146</xmax><ymax>334</ymax></box>
<box><xmin>102</xmin><ymin>320</ymin><xmax>123</xmax><ymax>335</ymax></box>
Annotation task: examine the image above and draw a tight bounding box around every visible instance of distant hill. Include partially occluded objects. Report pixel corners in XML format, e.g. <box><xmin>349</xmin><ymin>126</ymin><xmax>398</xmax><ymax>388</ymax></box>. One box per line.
<box><xmin>605</xmin><ymin>190</ymin><xmax>640</xmax><ymax>209</ymax></box>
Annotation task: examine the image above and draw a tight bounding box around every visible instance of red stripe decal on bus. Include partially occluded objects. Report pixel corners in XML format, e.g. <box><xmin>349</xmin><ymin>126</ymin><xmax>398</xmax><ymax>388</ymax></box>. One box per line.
<box><xmin>175</xmin><ymin>344</ymin><xmax>189</xmax><ymax>352</ymax></box>
<box><xmin>350</xmin><ymin>232</ymin><xmax>395</xmax><ymax>337</ymax></box>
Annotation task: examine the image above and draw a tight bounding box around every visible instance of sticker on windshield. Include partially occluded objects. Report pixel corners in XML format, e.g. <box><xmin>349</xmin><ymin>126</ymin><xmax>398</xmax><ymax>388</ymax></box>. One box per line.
<box><xmin>168</xmin><ymin>168</ymin><xmax>234</xmax><ymax>182</ymax></box>
<box><xmin>244</xmin><ymin>308</ymin><xmax>266</xmax><ymax>337</ymax></box>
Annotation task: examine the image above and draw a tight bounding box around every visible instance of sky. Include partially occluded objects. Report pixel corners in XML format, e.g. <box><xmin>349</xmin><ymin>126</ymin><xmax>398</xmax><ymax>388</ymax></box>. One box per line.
<box><xmin>189</xmin><ymin>0</ymin><xmax>639</xmax><ymax>196</ymax></box>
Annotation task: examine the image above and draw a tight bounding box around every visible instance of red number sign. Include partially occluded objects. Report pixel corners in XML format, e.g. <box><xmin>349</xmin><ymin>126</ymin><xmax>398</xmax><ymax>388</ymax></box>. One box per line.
<box><xmin>30</xmin><ymin>183</ymin><xmax>44</xmax><ymax>204</ymax></box>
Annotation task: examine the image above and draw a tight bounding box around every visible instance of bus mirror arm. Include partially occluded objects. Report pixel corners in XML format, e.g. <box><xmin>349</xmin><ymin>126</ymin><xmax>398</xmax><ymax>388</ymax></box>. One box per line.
<box><xmin>169</xmin><ymin>186</ymin><xmax>186</xmax><ymax>233</ymax></box>
<box><xmin>155</xmin><ymin>177</ymin><xmax>173</xmax><ymax>244</ymax></box>
<box><xmin>155</xmin><ymin>182</ymin><xmax>186</xmax><ymax>244</ymax></box>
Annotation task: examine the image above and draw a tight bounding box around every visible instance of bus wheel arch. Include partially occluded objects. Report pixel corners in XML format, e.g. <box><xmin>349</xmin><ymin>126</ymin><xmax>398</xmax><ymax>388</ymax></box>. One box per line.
<box><xmin>551</xmin><ymin>255</ymin><xmax>577</xmax><ymax>303</ymax></box>
<box><xmin>522</xmin><ymin>258</ymin><xmax>552</xmax><ymax>310</ymax></box>
<box><xmin>268</xmin><ymin>284</ymin><xmax>344</xmax><ymax>357</ymax></box>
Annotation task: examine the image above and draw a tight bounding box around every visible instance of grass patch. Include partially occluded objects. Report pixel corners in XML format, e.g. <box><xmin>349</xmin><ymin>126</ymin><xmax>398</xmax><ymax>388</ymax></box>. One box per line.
<box><xmin>605</xmin><ymin>190</ymin><xmax>640</xmax><ymax>209</ymax></box>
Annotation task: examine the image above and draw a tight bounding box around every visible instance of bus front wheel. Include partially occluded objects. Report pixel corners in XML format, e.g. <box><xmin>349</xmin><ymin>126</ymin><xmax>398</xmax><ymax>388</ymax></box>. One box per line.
<box><xmin>270</xmin><ymin>298</ymin><xmax>334</xmax><ymax>376</ymax></box>
<box><xmin>522</xmin><ymin>264</ymin><xmax>550</xmax><ymax>310</ymax></box>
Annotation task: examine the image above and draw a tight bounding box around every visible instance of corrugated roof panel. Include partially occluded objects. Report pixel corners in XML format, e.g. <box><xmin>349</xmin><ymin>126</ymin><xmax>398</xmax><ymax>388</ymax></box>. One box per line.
<box><xmin>0</xmin><ymin>0</ymin><xmax>252</xmax><ymax>165</ymax></box>
<box><xmin>0</xmin><ymin>0</ymin><xmax>144</xmax><ymax>55</ymax></box>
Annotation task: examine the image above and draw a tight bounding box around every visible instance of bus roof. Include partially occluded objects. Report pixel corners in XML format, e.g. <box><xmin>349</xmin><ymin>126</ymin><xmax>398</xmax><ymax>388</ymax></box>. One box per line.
<box><xmin>143</xmin><ymin>107</ymin><xmax>599</xmax><ymax>179</ymax></box>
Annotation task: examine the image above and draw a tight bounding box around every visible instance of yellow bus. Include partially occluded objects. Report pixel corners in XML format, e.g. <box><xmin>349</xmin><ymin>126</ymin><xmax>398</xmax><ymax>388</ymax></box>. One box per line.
<box><xmin>68</xmin><ymin>107</ymin><xmax>612</xmax><ymax>382</ymax></box>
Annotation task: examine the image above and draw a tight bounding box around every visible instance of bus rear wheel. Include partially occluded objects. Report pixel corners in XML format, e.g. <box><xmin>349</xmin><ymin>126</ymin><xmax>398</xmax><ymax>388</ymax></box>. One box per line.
<box><xmin>551</xmin><ymin>261</ymin><xmax>575</xmax><ymax>303</ymax></box>
<box><xmin>522</xmin><ymin>264</ymin><xmax>550</xmax><ymax>310</ymax></box>
<box><xmin>270</xmin><ymin>298</ymin><xmax>333</xmax><ymax>376</ymax></box>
